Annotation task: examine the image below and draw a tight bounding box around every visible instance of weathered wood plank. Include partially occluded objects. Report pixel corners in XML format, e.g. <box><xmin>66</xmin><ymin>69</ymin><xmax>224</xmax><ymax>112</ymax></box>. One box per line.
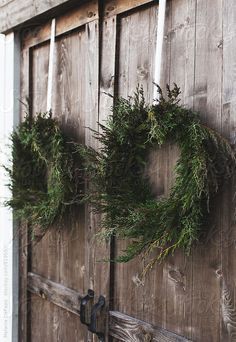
<box><xmin>191</xmin><ymin>0</ymin><xmax>223</xmax><ymax>341</ymax></box>
<box><xmin>29</xmin><ymin>22</ymin><xmax>90</xmax><ymax>341</ymax></box>
<box><xmin>104</xmin><ymin>0</ymin><xmax>153</xmax><ymax>18</ymax></box>
<box><xmin>18</xmin><ymin>223</ymin><xmax>29</xmax><ymax>342</ymax></box>
<box><xmin>52</xmin><ymin>26</ymin><xmax>89</xmax><ymax>341</ymax></box>
<box><xmin>114</xmin><ymin>4</ymin><xmax>158</xmax><ymax>323</ymax></box>
<box><xmin>22</xmin><ymin>1</ymin><xmax>98</xmax><ymax>49</ymax></box>
<box><xmin>109</xmin><ymin>311</ymin><xmax>192</xmax><ymax>342</ymax></box>
<box><xmin>94</xmin><ymin>13</ymin><xmax>118</xmax><ymax>340</ymax></box>
<box><xmin>0</xmin><ymin>0</ymin><xmax>88</xmax><ymax>33</ymax></box>
<box><xmin>28</xmin><ymin>272</ymin><xmax>82</xmax><ymax>315</ymax></box>
<box><xmin>162</xmin><ymin>0</ymin><xmax>195</xmax><ymax>339</ymax></box>
<box><xmin>221</xmin><ymin>0</ymin><xmax>236</xmax><ymax>341</ymax></box>
<box><xmin>99</xmin><ymin>15</ymin><xmax>117</xmax><ymax>124</ymax></box>
<box><xmin>19</xmin><ymin>44</ymin><xmax>31</xmax><ymax>342</ymax></box>
<box><xmin>29</xmin><ymin>39</ymin><xmax>64</xmax><ymax>342</ymax></box>
<box><xmin>142</xmin><ymin>0</ymin><xmax>172</xmax><ymax>333</ymax></box>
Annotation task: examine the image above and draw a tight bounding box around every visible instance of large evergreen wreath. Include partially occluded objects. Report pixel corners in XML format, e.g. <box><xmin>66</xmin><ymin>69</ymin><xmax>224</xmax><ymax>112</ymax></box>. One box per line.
<box><xmin>81</xmin><ymin>85</ymin><xmax>236</xmax><ymax>266</ymax></box>
<box><xmin>5</xmin><ymin>112</ymin><xmax>83</xmax><ymax>233</ymax></box>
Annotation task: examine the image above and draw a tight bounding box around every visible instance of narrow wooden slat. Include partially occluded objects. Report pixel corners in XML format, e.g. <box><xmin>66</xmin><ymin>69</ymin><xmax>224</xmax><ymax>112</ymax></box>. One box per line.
<box><xmin>114</xmin><ymin>3</ymin><xmax>158</xmax><ymax>325</ymax></box>
<box><xmin>0</xmin><ymin>0</ymin><xmax>89</xmax><ymax>33</ymax></box>
<box><xmin>93</xmin><ymin>14</ymin><xmax>118</xmax><ymax>340</ymax></box>
<box><xmin>191</xmin><ymin>0</ymin><xmax>223</xmax><ymax>341</ymax></box>
<box><xmin>19</xmin><ymin>45</ymin><xmax>30</xmax><ymax>342</ymax></box>
<box><xmin>221</xmin><ymin>0</ymin><xmax>236</xmax><ymax>341</ymax></box>
<box><xmin>109</xmin><ymin>311</ymin><xmax>192</xmax><ymax>342</ymax></box>
<box><xmin>27</xmin><ymin>272</ymin><xmax>82</xmax><ymax>316</ymax></box>
<box><xmin>29</xmin><ymin>38</ymin><xmax>63</xmax><ymax>342</ymax></box>
<box><xmin>19</xmin><ymin>223</ymin><xmax>29</xmax><ymax>342</ymax></box>
<box><xmin>22</xmin><ymin>1</ymin><xmax>98</xmax><ymax>49</ymax></box>
<box><xmin>161</xmin><ymin>0</ymin><xmax>195</xmax><ymax>340</ymax></box>
<box><xmin>104</xmin><ymin>0</ymin><xmax>153</xmax><ymax>18</ymax></box>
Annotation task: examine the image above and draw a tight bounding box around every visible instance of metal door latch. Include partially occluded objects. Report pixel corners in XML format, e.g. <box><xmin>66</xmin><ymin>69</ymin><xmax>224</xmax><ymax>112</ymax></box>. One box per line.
<box><xmin>80</xmin><ymin>290</ymin><xmax>106</xmax><ymax>341</ymax></box>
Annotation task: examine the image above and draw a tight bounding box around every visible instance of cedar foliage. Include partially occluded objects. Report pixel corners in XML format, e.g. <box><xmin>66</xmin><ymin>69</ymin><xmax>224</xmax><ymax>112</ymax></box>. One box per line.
<box><xmin>5</xmin><ymin>112</ymin><xmax>83</xmax><ymax>232</ymax></box>
<box><xmin>80</xmin><ymin>84</ymin><xmax>236</xmax><ymax>266</ymax></box>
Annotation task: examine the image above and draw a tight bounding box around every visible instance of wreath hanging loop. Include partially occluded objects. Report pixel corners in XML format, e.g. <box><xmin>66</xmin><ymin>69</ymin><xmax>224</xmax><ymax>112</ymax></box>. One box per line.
<box><xmin>5</xmin><ymin>112</ymin><xmax>83</xmax><ymax>234</ymax></box>
<box><xmin>81</xmin><ymin>84</ymin><xmax>236</xmax><ymax>267</ymax></box>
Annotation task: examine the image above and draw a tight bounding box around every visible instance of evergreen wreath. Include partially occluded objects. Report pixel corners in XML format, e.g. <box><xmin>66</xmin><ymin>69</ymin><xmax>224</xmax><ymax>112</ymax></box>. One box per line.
<box><xmin>5</xmin><ymin>112</ymin><xmax>83</xmax><ymax>233</ymax></box>
<box><xmin>80</xmin><ymin>84</ymin><xmax>236</xmax><ymax>267</ymax></box>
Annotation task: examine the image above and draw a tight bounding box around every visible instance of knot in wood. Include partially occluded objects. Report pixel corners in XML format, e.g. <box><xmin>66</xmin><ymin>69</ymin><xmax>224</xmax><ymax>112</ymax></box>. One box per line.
<box><xmin>87</xmin><ymin>11</ymin><xmax>94</xmax><ymax>18</ymax></box>
<box><xmin>144</xmin><ymin>332</ymin><xmax>153</xmax><ymax>341</ymax></box>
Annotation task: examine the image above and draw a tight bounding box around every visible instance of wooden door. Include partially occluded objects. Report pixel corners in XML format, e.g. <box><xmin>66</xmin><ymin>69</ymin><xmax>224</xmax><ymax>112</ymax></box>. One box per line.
<box><xmin>19</xmin><ymin>2</ymin><xmax>100</xmax><ymax>341</ymax></box>
<box><xmin>18</xmin><ymin>0</ymin><xmax>228</xmax><ymax>341</ymax></box>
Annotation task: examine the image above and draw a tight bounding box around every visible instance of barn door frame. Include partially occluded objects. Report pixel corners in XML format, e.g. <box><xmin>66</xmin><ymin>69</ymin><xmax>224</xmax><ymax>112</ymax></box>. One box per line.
<box><xmin>0</xmin><ymin>32</ymin><xmax>20</xmax><ymax>342</ymax></box>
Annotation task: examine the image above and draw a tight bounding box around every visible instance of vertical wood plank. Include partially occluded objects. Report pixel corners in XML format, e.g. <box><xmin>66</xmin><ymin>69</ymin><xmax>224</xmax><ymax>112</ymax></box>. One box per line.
<box><xmin>142</xmin><ymin>0</ymin><xmax>172</xmax><ymax>333</ymax></box>
<box><xmin>96</xmin><ymin>14</ymin><xmax>117</xmax><ymax>341</ymax></box>
<box><xmin>192</xmin><ymin>0</ymin><xmax>223</xmax><ymax>341</ymax></box>
<box><xmin>113</xmin><ymin>3</ymin><xmax>159</xmax><ymax>323</ymax></box>
<box><xmin>30</xmin><ymin>40</ymin><xmax>61</xmax><ymax>342</ymax></box>
<box><xmin>161</xmin><ymin>0</ymin><xmax>196</xmax><ymax>339</ymax></box>
<box><xmin>83</xmin><ymin>19</ymin><xmax>100</xmax><ymax>342</ymax></box>
<box><xmin>19</xmin><ymin>44</ymin><xmax>31</xmax><ymax>342</ymax></box>
<box><xmin>52</xmin><ymin>25</ymin><xmax>95</xmax><ymax>341</ymax></box>
<box><xmin>221</xmin><ymin>0</ymin><xmax>236</xmax><ymax>341</ymax></box>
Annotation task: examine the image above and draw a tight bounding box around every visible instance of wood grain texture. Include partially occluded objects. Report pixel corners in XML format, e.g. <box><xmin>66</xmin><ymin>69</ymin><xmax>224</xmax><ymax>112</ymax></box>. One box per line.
<box><xmin>52</xmin><ymin>26</ymin><xmax>90</xmax><ymax>341</ymax></box>
<box><xmin>18</xmin><ymin>223</ymin><xmax>29</xmax><ymax>342</ymax></box>
<box><xmin>221</xmin><ymin>277</ymin><xmax>236</xmax><ymax>341</ymax></box>
<box><xmin>27</xmin><ymin>272</ymin><xmax>193</xmax><ymax>342</ymax></box>
<box><xmin>162</xmin><ymin>0</ymin><xmax>195</xmax><ymax>339</ymax></box>
<box><xmin>22</xmin><ymin>1</ymin><xmax>98</xmax><ymax>49</ymax></box>
<box><xmin>109</xmin><ymin>311</ymin><xmax>192</xmax><ymax>342</ymax></box>
<box><xmin>221</xmin><ymin>0</ymin><xmax>236</xmax><ymax>341</ymax></box>
<box><xmin>0</xmin><ymin>0</ymin><xmax>88</xmax><ymax>33</ymax></box>
<box><xmin>142</xmin><ymin>1</ymin><xmax>172</xmax><ymax>335</ymax></box>
<box><xmin>93</xmin><ymin>14</ymin><xmax>118</xmax><ymax>341</ymax></box>
<box><xmin>191</xmin><ymin>0</ymin><xmax>223</xmax><ymax>341</ymax></box>
<box><xmin>29</xmin><ymin>38</ymin><xmax>63</xmax><ymax>342</ymax></box>
<box><xmin>113</xmin><ymin>4</ymin><xmax>158</xmax><ymax>325</ymax></box>
<box><xmin>82</xmin><ymin>19</ymin><xmax>100</xmax><ymax>342</ymax></box>
<box><xmin>28</xmin><ymin>272</ymin><xmax>82</xmax><ymax>315</ymax></box>
<box><xmin>104</xmin><ymin>0</ymin><xmax>153</xmax><ymax>18</ymax></box>
<box><xmin>19</xmin><ymin>46</ymin><xmax>31</xmax><ymax>342</ymax></box>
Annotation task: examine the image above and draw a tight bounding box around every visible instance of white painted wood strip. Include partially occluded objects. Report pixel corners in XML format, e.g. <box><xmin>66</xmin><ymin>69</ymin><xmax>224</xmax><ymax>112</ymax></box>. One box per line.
<box><xmin>153</xmin><ymin>0</ymin><xmax>166</xmax><ymax>101</ymax></box>
<box><xmin>47</xmin><ymin>18</ymin><xmax>56</xmax><ymax>112</ymax></box>
<box><xmin>0</xmin><ymin>32</ymin><xmax>20</xmax><ymax>342</ymax></box>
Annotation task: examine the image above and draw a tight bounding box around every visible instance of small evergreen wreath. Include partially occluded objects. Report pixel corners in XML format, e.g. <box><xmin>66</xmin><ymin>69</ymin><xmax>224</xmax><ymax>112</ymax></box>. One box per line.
<box><xmin>5</xmin><ymin>112</ymin><xmax>83</xmax><ymax>233</ymax></box>
<box><xmin>81</xmin><ymin>84</ymin><xmax>236</xmax><ymax>267</ymax></box>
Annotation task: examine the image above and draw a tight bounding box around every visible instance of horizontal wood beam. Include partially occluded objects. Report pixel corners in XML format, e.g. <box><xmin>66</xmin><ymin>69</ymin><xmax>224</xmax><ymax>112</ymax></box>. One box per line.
<box><xmin>0</xmin><ymin>0</ymin><xmax>155</xmax><ymax>33</ymax></box>
<box><xmin>0</xmin><ymin>0</ymin><xmax>86</xmax><ymax>33</ymax></box>
<box><xmin>27</xmin><ymin>272</ymin><xmax>82</xmax><ymax>316</ymax></box>
<box><xmin>104</xmin><ymin>0</ymin><xmax>154</xmax><ymax>18</ymax></box>
<box><xmin>22</xmin><ymin>0</ymin><xmax>98</xmax><ymax>49</ymax></box>
<box><xmin>28</xmin><ymin>272</ymin><xmax>192</xmax><ymax>341</ymax></box>
<box><xmin>109</xmin><ymin>311</ymin><xmax>192</xmax><ymax>342</ymax></box>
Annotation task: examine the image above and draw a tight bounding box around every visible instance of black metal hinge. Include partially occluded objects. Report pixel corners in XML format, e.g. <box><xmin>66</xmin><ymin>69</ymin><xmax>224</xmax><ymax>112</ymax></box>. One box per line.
<box><xmin>80</xmin><ymin>289</ymin><xmax>106</xmax><ymax>342</ymax></box>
